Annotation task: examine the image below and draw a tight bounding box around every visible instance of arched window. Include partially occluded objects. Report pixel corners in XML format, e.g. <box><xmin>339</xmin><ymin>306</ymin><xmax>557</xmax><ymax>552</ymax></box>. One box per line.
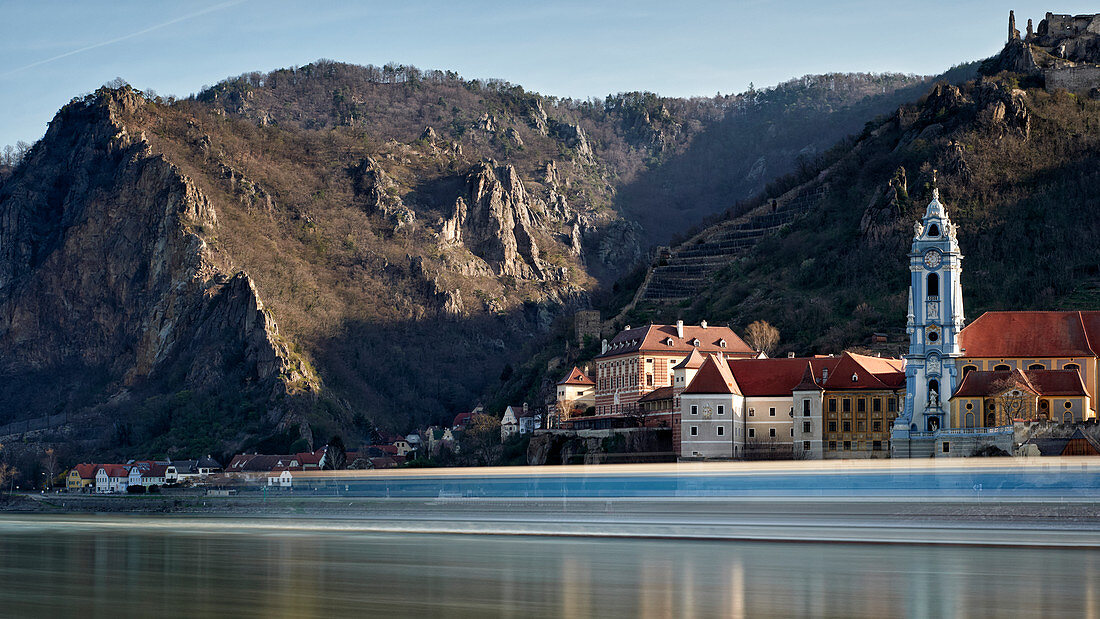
<box><xmin>1028</xmin><ymin>363</ymin><xmax>1045</xmax><ymax>370</ymax></box>
<box><xmin>927</xmin><ymin>273</ymin><xmax>939</xmax><ymax>298</ymax></box>
<box><xmin>965</xmin><ymin>412</ymin><xmax>975</xmax><ymax>428</ymax></box>
<box><xmin>985</xmin><ymin>412</ymin><xmax>996</xmax><ymax>427</ymax></box>
<box><xmin>1064</xmin><ymin>363</ymin><xmax>1081</xmax><ymax>373</ymax></box>
<box><xmin>927</xmin><ymin>223</ymin><xmax>940</xmax><ymax>237</ymax></box>
<box><xmin>993</xmin><ymin>364</ymin><xmax>1010</xmax><ymax>371</ymax></box>
<box><xmin>1064</xmin><ymin>411</ymin><xmax>1074</xmax><ymax>423</ymax></box>
<box><xmin>963</xmin><ymin>365</ymin><xmax>977</xmax><ymax>377</ymax></box>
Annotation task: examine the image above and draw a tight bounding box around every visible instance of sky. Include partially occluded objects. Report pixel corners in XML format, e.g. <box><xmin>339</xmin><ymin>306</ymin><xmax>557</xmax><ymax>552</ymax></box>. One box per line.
<box><xmin>0</xmin><ymin>1</ymin><xmax>1095</xmax><ymax>147</ymax></box>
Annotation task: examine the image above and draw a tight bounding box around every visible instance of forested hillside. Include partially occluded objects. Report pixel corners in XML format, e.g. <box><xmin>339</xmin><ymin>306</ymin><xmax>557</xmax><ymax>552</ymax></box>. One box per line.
<box><xmin>0</xmin><ymin>61</ymin><xmax>940</xmax><ymax>460</ymax></box>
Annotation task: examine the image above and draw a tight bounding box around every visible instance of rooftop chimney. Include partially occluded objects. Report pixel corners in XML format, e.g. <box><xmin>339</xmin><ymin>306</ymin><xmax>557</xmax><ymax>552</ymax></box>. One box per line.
<box><xmin>788</xmin><ymin>352</ymin><xmax>795</xmax><ymax>358</ymax></box>
<box><xmin>601</xmin><ymin>339</ymin><xmax>608</xmax><ymax>354</ymax></box>
<box><xmin>700</xmin><ymin>320</ymin><xmax>708</xmax><ymax>329</ymax></box>
<box><xmin>676</xmin><ymin>320</ymin><xmax>684</xmax><ymax>338</ymax></box>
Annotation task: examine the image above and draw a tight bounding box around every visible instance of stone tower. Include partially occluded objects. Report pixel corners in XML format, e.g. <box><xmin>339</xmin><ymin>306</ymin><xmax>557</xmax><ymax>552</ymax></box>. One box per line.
<box><xmin>897</xmin><ymin>177</ymin><xmax>964</xmax><ymax>434</ymax></box>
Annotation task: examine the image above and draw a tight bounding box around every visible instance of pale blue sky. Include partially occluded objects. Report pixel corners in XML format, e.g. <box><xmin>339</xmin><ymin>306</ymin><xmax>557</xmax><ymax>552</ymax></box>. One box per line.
<box><xmin>0</xmin><ymin>1</ymin><xmax>1093</xmax><ymax>146</ymax></box>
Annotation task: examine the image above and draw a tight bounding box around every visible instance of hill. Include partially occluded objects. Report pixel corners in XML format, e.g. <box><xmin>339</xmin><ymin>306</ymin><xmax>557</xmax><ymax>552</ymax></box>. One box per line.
<box><xmin>0</xmin><ymin>61</ymin><xmax>935</xmax><ymax>460</ymax></box>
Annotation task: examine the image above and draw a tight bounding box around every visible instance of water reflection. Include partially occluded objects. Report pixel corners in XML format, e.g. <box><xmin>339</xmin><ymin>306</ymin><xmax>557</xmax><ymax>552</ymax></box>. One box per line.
<box><xmin>0</xmin><ymin>516</ymin><xmax>1097</xmax><ymax>617</ymax></box>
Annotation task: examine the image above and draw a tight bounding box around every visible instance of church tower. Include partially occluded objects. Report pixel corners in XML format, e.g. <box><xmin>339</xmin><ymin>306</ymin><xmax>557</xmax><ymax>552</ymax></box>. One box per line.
<box><xmin>898</xmin><ymin>177</ymin><xmax>964</xmax><ymax>433</ymax></box>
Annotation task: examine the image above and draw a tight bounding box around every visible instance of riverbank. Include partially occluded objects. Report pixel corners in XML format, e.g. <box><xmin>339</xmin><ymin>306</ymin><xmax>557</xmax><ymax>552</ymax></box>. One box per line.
<box><xmin>6</xmin><ymin>493</ymin><xmax>1100</xmax><ymax>547</ymax></box>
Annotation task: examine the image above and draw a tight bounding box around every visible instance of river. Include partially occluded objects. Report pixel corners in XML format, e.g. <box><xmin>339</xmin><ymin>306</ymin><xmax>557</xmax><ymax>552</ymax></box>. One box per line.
<box><xmin>0</xmin><ymin>515</ymin><xmax>1097</xmax><ymax>617</ymax></box>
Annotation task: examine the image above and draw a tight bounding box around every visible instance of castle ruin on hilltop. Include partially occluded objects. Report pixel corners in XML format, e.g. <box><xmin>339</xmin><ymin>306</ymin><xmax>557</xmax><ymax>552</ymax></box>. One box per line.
<box><xmin>1001</xmin><ymin>10</ymin><xmax>1100</xmax><ymax>91</ymax></box>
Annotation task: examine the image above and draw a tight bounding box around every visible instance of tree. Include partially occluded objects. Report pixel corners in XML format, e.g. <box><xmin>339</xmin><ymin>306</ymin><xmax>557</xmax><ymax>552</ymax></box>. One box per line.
<box><xmin>990</xmin><ymin>377</ymin><xmax>1032</xmax><ymax>426</ymax></box>
<box><xmin>459</xmin><ymin>413</ymin><xmax>502</xmax><ymax>466</ymax></box>
<box><xmin>0</xmin><ymin>444</ymin><xmax>16</xmax><ymax>494</ymax></box>
<box><xmin>745</xmin><ymin>320</ymin><xmax>780</xmax><ymax>356</ymax></box>
<box><xmin>41</xmin><ymin>448</ymin><xmax>58</xmax><ymax>490</ymax></box>
<box><xmin>323</xmin><ymin>435</ymin><xmax>347</xmax><ymax>470</ymax></box>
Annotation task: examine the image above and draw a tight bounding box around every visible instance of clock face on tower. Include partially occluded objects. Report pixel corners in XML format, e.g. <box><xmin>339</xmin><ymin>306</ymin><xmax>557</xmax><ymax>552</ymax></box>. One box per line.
<box><xmin>923</xmin><ymin>249</ymin><xmax>942</xmax><ymax>269</ymax></box>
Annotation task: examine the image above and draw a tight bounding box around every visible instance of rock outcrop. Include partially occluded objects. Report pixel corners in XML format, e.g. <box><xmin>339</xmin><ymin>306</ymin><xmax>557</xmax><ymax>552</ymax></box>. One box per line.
<box><xmin>0</xmin><ymin>86</ymin><xmax>316</xmax><ymax>439</ymax></box>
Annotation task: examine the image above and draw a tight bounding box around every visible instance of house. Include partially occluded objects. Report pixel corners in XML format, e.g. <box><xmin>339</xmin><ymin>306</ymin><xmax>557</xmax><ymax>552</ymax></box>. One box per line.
<box><xmin>556</xmin><ymin>367</ymin><xmax>596</xmax><ymax>420</ymax></box>
<box><xmin>501</xmin><ymin>407</ymin><xmax>519</xmax><ymax>441</ymax></box>
<box><xmin>127</xmin><ymin>461</ymin><xmax>168</xmax><ymax>487</ymax></box>
<box><xmin>453</xmin><ymin>404</ymin><xmax>484</xmax><ymax>430</ymax></box>
<box><xmin>166</xmin><ymin>456</ymin><xmax>222</xmax><ymax>483</ymax></box>
<box><xmin>405</xmin><ymin>434</ymin><xmax>423</xmax><ymax>453</ymax></box>
<box><xmin>66</xmin><ymin>464</ymin><xmax>99</xmax><ymax>492</ymax></box>
<box><xmin>392</xmin><ymin>440</ymin><xmax>414</xmax><ymax>457</ymax></box>
<box><xmin>594</xmin><ymin>320</ymin><xmax>756</xmax><ymax>415</ymax></box>
<box><xmin>267</xmin><ymin>470</ymin><xmax>293</xmax><ymax>488</ymax></box>
<box><xmin>680</xmin><ymin>354</ymin><xmax>744</xmax><ymax>459</ymax></box>
<box><xmin>1021</xmin><ymin>428</ymin><xmax>1100</xmax><ymax>456</ymax></box>
<box><xmin>95</xmin><ymin>465</ymin><xmax>130</xmax><ymax>493</ymax></box>
<box><xmin>501</xmin><ymin>404</ymin><xmax>540</xmax><ymax>440</ymax></box>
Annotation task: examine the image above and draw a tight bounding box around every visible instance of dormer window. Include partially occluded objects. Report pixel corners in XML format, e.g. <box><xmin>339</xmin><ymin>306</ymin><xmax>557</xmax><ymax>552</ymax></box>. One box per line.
<box><xmin>691</xmin><ymin>338</ymin><xmax>700</xmax><ymax>346</ymax></box>
<box><xmin>852</xmin><ymin>373</ymin><xmax>859</xmax><ymax>382</ymax></box>
<box><xmin>665</xmin><ymin>337</ymin><xmax>674</xmax><ymax>346</ymax></box>
<box><xmin>822</xmin><ymin>369</ymin><xmax>829</xmax><ymax>380</ymax></box>
<box><xmin>718</xmin><ymin>339</ymin><xmax>727</xmax><ymax>348</ymax></box>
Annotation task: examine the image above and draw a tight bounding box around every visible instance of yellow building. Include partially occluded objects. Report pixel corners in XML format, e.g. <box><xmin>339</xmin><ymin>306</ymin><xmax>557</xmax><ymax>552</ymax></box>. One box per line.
<box><xmin>950</xmin><ymin>368</ymin><xmax>1090</xmax><ymax>428</ymax></box>
<box><xmin>956</xmin><ymin>311</ymin><xmax>1099</xmax><ymax>421</ymax></box>
<box><xmin>66</xmin><ymin>464</ymin><xmax>99</xmax><ymax>492</ymax></box>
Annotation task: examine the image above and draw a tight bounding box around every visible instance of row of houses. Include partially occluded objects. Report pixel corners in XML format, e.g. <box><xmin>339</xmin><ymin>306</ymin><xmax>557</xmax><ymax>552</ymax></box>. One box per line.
<box><xmin>66</xmin><ymin>457</ymin><xmax>222</xmax><ymax>493</ymax></box>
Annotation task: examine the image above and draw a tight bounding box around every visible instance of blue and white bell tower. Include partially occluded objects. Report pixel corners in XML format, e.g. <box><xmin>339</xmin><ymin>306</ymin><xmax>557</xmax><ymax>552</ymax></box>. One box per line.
<box><xmin>897</xmin><ymin>179</ymin><xmax>964</xmax><ymax>434</ymax></box>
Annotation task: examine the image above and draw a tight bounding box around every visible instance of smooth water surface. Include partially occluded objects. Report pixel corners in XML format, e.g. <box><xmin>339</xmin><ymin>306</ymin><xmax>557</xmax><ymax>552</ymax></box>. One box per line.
<box><xmin>0</xmin><ymin>515</ymin><xmax>1097</xmax><ymax>618</ymax></box>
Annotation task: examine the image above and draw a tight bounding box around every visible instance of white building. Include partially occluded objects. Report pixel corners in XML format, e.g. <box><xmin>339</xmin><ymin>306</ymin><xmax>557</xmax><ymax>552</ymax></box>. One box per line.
<box><xmin>680</xmin><ymin>354</ymin><xmax>745</xmax><ymax>458</ymax></box>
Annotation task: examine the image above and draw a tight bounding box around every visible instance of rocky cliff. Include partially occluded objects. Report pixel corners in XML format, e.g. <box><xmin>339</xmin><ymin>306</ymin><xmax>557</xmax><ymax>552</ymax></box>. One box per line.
<box><xmin>0</xmin><ymin>87</ymin><xmax>318</xmax><ymax>455</ymax></box>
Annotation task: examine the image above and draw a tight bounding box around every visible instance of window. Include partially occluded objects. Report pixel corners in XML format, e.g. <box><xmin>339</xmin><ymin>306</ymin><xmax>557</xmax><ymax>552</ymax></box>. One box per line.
<box><xmin>842</xmin><ymin>421</ymin><xmax>851</xmax><ymax>432</ymax></box>
<box><xmin>828</xmin><ymin>399</ymin><xmax>837</xmax><ymax>413</ymax></box>
<box><xmin>927</xmin><ymin>273</ymin><xmax>939</xmax><ymax>298</ymax></box>
<box><xmin>857</xmin><ymin>399</ymin><xmax>866</xmax><ymax>413</ymax></box>
<box><xmin>964</xmin><ymin>413</ymin><xmax>974</xmax><ymax>428</ymax></box>
<box><xmin>942</xmin><ymin>442</ymin><xmax>950</xmax><ymax>453</ymax></box>
<box><xmin>857</xmin><ymin>421</ymin><xmax>866</xmax><ymax>431</ymax></box>
<box><xmin>647</xmin><ymin>374</ymin><xmax>653</xmax><ymax>387</ymax></box>
<box><xmin>749</xmin><ymin>428</ymin><xmax>755</xmax><ymax>438</ymax></box>
<box><xmin>803</xmin><ymin>441</ymin><xmax>811</xmax><ymax>451</ymax></box>
<box><xmin>717</xmin><ymin>405</ymin><xmax>725</xmax><ymax>416</ymax></box>
<box><xmin>828</xmin><ymin>441</ymin><xmax>837</xmax><ymax>451</ymax></box>
<box><xmin>842</xmin><ymin>399</ymin><xmax>851</xmax><ymax>413</ymax></box>
<box><xmin>828</xmin><ymin>421</ymin><xmax>837</xmax><ymax>432</ymax></box>
<box><xmin>843</xmin><ymin>441</ymin><xmax>852</xmax><ymax>450</ymax></box>
<box><xmin>1064</xmin><ymin>411</ymin><xmax>1074</xmax><ymax>422</ymax></box>
<box><xmin>749</xmin><ymin>408</ymin><xmax>755</xmax><ymax>416</ymax></box>
<box><xmin>888</xmin><ymin>398</ymin><xmax>897</xmax><ymax>412</ymax></box>
<box><xmin>803</xmin><ymin>422</ymin><xmax>811</xmax><ymax>433</ymax></box>
<box><xmin>769</xmin><ymin>407</ymin><xmax>776</xmax><ymax>417</ymax></box>
<box><xmin>769</xmin><ymin>428</ymin><xmax>776</xmax><ymax>438</ymax></box>
<box><xmin>1028</xmin><ymin>363</ymin><xmax>1045</xmax><ymax>370</ymax></box>
<box><xmin>790</xmin><ymin>428</ymin><xmax>794</xmax><ymax>437</ymax></box>
<box><xmin>690</xmin><ymin>405</ymin><xmax>698</xmax><ymax>415</ymax></box>
<box><xmin>873</xmin><ymin>420</ymin><xmax>882</xmax><ymax>432</ymax></box>
<box><xmin>690</xmin><ymin>426</ymin><xmax>698</xmax><ymax>436</ymax></box>
<box><xmin>993</xmin><ymin>364</ymin><xmax>1010</xmax><ymax>371</ymax></box>
<box><xmin>928</xmin><ymin>223</ymin><xmax>940</xmax><ymax>237</ymax></box>
<box><xmin>1065</xmin><ymin>400</ymin><xmax>1073</xmax><ymax>409</ymax></box>
<box><xmin>873</xmin><ymin>440</ymin><xmax>882</xmax><ymax>451</ymax></box>
<box><xmin>872</xmin><ymin>398</ymin><xmax>881</xmax><ymax>413</ymax></box>
<box><xmin>1065</xmin><ymin>363</ymin><xmax>1081</xmax><ymax>372</ymax></box>
<box><xmin>717</xmin><ymin>426</ymin><xmax>725</xmax><ymax>436</ymax></box>
<box><xmin>803</xmin><ymin>400</ymin><xmax>810</xmax><ymax>416</ymax></box>
<box><xmin>963</xmin><ymin>365</ymin><xmax>977</xmax><ymax>377</ymax></box>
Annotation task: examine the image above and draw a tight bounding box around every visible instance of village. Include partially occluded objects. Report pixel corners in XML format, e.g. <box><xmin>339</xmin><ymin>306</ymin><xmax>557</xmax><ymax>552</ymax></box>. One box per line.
<box><xmin>57</xmin><ymin>184</ymin><xmax>1100</xmax><ymax>492</ymax></box>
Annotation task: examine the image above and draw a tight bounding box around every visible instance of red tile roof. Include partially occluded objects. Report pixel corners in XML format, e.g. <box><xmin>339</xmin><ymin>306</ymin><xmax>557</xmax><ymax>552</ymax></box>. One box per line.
<box><xmin>793</xmin><ymin>362</ymin><xmax>824</xmax><ymax>392</ymax></box>
<box><xmin>558</xmin><ymin>366</ymin><xmax>595</xmax><ymax>386</ymax></box>
<box><xmin>953</xmin><ymin>369</ymin><xmax>1088</xmax><ymax>398</ymax></box>
<box><xmin>452</xmin><ymin>411</ymin><xmax>474</xmax><ymax>428</ymax></box>
<box><xmin>683</xmin><ymin>354</ymin><xmax>742</xmax><ymax>395</ymax></box>
<box><xmin>672</xmin><ymin>348</ymin><xmax>707</xmax><ymax>370</ymax></box>
<box><xmin>72</xmin><ymin>463</ymin><xmax>99</xmax><ymax>480</ymax></box>
<box><xmin>637</xmin><ymin>386</ymin><xmax>675</xmax><ymax>403</ymax></box>
<box><xmin>597</xmin><ymin>323</ymin><xmax>754</xmax><ymax>358</ymax></box>
<box><xmin>960</xmin><ymin>311</ymin><xmax>1100</xmax><ymax>358</ymax></box>
<box><xmin>820</xmin><ymin>352</ymin><xmax>905</xmax><ymax>391</ymax></box>
<box><xmin>726</xmin><ymin>357</ymin><xmax>841</xmax><ymax>396</ymax></box>
<box><xmin>101</xmin><ymin>465</ymin><xmax>129</xmax><ymax>478</ymax></box>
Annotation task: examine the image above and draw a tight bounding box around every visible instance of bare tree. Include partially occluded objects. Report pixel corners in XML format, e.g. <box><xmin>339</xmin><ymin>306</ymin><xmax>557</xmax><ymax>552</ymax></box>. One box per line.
<box><xmin>41</xmin><ymin>448</ymin><xmax>59</xmax><ymax>490</ymax></box>
<box><xmin>745</xmin><ymin>320</ymin><xmax>780</xmax><ymax>356</ymax></box>
<box><xmin>0</xmin><ymin>444</ymin><xmax>16</xmax><ymax>494</ymax></box>
<box><xmin>990</xmin><ymin>377</ymin><xmax>1032</xmax><ymax>426</ymax></box>
<box><xmin>459</xmin><ymin>413</ymin><xmax>502</xmax><ymax>466</ymax></box>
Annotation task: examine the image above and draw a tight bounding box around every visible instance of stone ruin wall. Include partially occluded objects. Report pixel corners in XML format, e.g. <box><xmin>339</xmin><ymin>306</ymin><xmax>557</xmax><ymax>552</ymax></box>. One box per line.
<box><xmin>1045</xmin><ymin>65</ymin><xmax>1100</xmax><ymax>91</ymax></box>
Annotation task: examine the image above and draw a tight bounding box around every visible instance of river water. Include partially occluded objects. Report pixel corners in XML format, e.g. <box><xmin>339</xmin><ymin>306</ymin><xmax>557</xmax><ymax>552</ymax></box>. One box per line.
<box><xmin>0</xmin><ymin>515</ymin><xmax>1097</xmax><ymax>618</ymax></box>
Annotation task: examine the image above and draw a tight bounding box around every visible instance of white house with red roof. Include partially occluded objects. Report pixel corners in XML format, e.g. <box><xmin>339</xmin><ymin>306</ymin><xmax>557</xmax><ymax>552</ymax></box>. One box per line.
<box><xmin>555</xmin><ymin>367</ymin><xmax>596</xmax><ymax>420</ymax></box>
<box><xmin>95</xmin><ymin>465</ymin><xmax>131</xmax><ymax>493</ymax></box>
<box><xmin>680</xmin><ymin>354</ymin><xmax>745</xmax><ymax>459</ymax></box>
